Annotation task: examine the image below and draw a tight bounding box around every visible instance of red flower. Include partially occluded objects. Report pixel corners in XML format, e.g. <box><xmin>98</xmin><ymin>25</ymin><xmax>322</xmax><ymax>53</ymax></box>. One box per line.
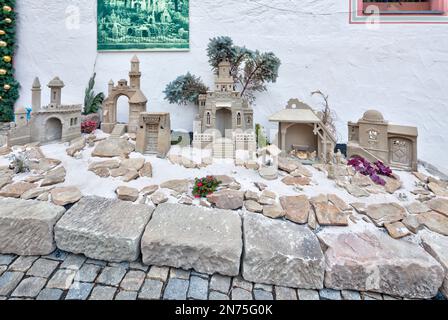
<box><xmin>197</xmin><ymin>182</ymin><xmax>203</xmax><ymax>187</ymax></box>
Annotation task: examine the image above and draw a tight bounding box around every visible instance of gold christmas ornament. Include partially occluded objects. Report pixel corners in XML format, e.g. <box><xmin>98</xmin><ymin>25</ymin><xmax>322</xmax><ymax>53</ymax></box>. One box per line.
<box><xmin>0</xmin><ymin>69</ymin><xmax>7</xmax><ymax>75</ymax></box>
<box><xmin>0</xmin><ymin>41</ymin><xmax>6</xmax><ymax>47</ymax></box>
<box><xmin>4</xmin><ymin>18</ymin><xmax>12</xmax><ymax>24</ymax></box>
<box><xmin>0</xmin><ymin>30</ymin><xmax>5</xmax><ymax>35</ymax></box>
<box><xmin>3</xmin><ymin>56</ymin><xmax>11</xmax><ymax>63</ymax></box>
<box><xmin>4</xmin><ymin>84</ymin><xmax>11</xmax><ymax>90</ymax></box>
<box><xmin>3</xmin><ymin>6</ymin><xmax>12</xmax><ymax>13</ymax></box>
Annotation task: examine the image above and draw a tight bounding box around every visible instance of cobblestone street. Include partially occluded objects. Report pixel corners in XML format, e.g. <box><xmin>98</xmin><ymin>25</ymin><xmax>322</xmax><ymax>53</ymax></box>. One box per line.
<box><xmin>0</xmin><ymin>251</ymin><xmax>445</xmax><ymax>301</ymax></box>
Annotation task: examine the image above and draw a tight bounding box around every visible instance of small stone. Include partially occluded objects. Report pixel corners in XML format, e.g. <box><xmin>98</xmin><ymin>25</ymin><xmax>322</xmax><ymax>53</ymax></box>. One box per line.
<box><xmin>179</xmin><ymin>196</ymin><xmax>193</xmax><ymax>206</ymax></box>
<box><xmin>88</xmin><ymin>160</ymin><xmax>120</xmax><ymax>171</ymax></box>
<box><xmin>384</xmin><ymin>176</ymin><xmax>402</xmax><ymax>194</ymax></box>
<box><xmin>385</xmin><ymin>222</ymin><xmax>411</xmax><ymax>239</ymax></box>
<box><xmin>418</xmin><ymin>211</ymin><xmax>448</xmax><ymax>236</ymax></box>
<box><xmin>291</xmin><ymin>165</ymin><xmax>312</xmax><ymax>178</ymax></box>
<box><xmin>341</xmin><ymin>290</ymin><xmax>362</xmax><ymax>300</ymax></box>
<box><xmin>262</xmin><ymin>205</ymin><xmax>285</xmax><ymax>219</ymax></box>
<box><xmin>254</xmin><ymin>289</ymin><xmax>274</xmax><ymax>300</ymax></box>
<box><xmin>210</xmin><ymin>274</ymin><xmax>231</xmax><ymax>294</ymax></box>
<box><xmin>313</xmin><ymin>202</ymin><xmax>349</xmax><ymax>226</ymax></box>
<box><xmin>36</xmin><ymin>288</ymin><xmax>63</xmax><ymax>300</ymax></box>
<box><xmin>428</xmin><ymin>182</ymin><xmax>448</xmax><ymax>197</ymax></box>
<box><xmin>281</xmin><ymin>176</ymin><xmax>311</xmax><ymax>186</ymax></box>
<box><xmin>120</xmin><ymin>158</ymin><xmax>145</xmax><ymax>171</ymax></box>
<box><xmin>328</xmin><ymin>194</ymin><xmax>351</xmax><ymax>211</ymax></box>
<box><xmin>345</xmin><ymin>184</ymin><xmax>370</xmax><ymax>198</ymax></box>
<box><xmin>297</xmin><ymin>289</ymin><xmax>319</xmax><ymax>300</ymax></box>
<box><xmin>122</xmin><ymin>169</ymin><xmax>139</xmax><ymax>182</ymax></box>
<box><xmin>254</xmin><ymin>182</ymin><xmax>268</xmax><ymax>191</ymax></box>
<box><xmin>110</xmin><ymin>167</ymin><xmax>129</xmax><ymax>178</ymax></box>
<box><xmin>41</xmin><ymin>166</ymin><xmax>66</xmax><ymax>187</ymax></box>
<box><xmin>92</xmin><ymin>138</ymin><xmax>135</xmax><ymax>158</ymax></box>
<box><xmin>120</xmin><ymin>270</ymin><xmax>145</xmax><ymax>291</ymax></box>
<box><xmin>151</xmin><ymin>191</ymin><xmax>168</xmax><ymax>205</ymax></box>
<box><xmin>91</xmin><ymin>167</ymin><xmax>110</xmax><ymax>178</ymax></box>
<box><xmin>413</xmin><ymin>172</ymin><xmax>428</xmax><ymax>183</ymax></box>
<box><xmin>115</xmin><ymin>291</ymin><xmax>138</xmax><ymax>300</ymax></box>
<box><xmin>319</xmin><ymin>289</ymin><xmax>342</xmax><ymax>300</ymax></box>
<box><xmin>139</xmin><ymin>162</ymin><xmax>153</xmax><ymax>178</ymax></box>
<box><xmin>275</xmin><ymin>286</ymin><xmax>297</xmax><ymax>300</ymax></box>
<box><xmin>147</xmin><ymin>266</ymin><xmax>170</xmax><ymax>282</ymax></box>
<box><xmin>89</xmin><ymin>285</ymin><xmax>117</xmax><ymax>300</ymax></box>
<box><xmin>406</xmin><ymin>202</ymin><xmax>431</xmax><ymax>215</ymax></box>
<box><xmin>428</xmin><ymin>198</ymin><xmax>448</xmax><ymax>217</ymax></box>
<box><xmin>139</xmin><ymin>279</ymin><xmax>163</xmax><ymax>300</ymax></box>
<box><xmin>47</xmin><ymin>269</ymin><xmax>77</xmax><ymax>290</ymax></box>
<box><xmin>77</xmin><ymin>264</ymin><xmax>102</xmax><ymax>283</ymax></box>
<box><xmin>0</xmin><ymin>272</ymin><xmax>24</xmax><ymax>296</ymax></box>
<box><xmin>402</xmin><ymin>215</ymin><xmax>423</xmax><ymax>234</ymax></box>
<box><xmin>231</xmin><ymin>288</ymin><xmax>253</xmax><ymax>300</ymax></box>
<box><xmin>245</xmin><ymin>191</ymin><xmax>260</xmax><ymax>202</ymax></box>
<box><xmin>27</xmin><ymin>258</ymin><xmax>59</xmax><ymax>278</ymax></box>
<box><xmin>188</xmin><ymin>276</ymin><xmax>209</xmax><ymax>300</ymax></box>
<box><xmin>280</xmin><ymin>195</ymin><xmax>310</xmax><ymax>224</ymax></box>
<box><xmin>12</xmin><ymin>277</ymin><xmax>46</xmax><ymax>298</ymax></box>
<box><xmin>0</xmin><ymin>182</ymin><xmax>37</xmax><ymax>198</ymax></box>
<box><xmin>258</xmin><ymin>196</ymin><xmax>275</xmax><ymax>206</ymax></box>
<box><xmin>163</xmin><ymin>278</ymin><xmax>189</xmax><ymax>300</ymax></box>
<box><xmin>351</xmin><ymin>202</ymin><xmax>367</xmax><ymax>214</ymax></box>
<box><xmin>141</xmin><ymin>185</ymin><xmax>159</xmax><ymax>196</ymax></box>
<box><xmin>65</xmin><ymin>282</ymin><xmax>94</xmax><ymax>300</ymax></box>
<box><xmin>44</xmin><ymin>249</ymin><xmax>68</xmax><ymax>261</ymax></box>
<box><xmin>278</xmin><ymin>158</ymin><xmax>298</xmax><ymax>173</ymax></box>
<box><xmin>21</xmin><ymin>186</ymin><xmax>54</xmax><ymax>200</ymax></box>
<box><xmin>97</xmin><ymin>266</ymin><xmax>127</xmax><ymax>287</ymax></box>
<box><xmin>365</xmin><ymin>203</ymin><xmax>407</xmax><ymax>226</ymax></box>
<box><xmin>115</xmin><ymin>186</ymin><xmax>139</xmax><ymax>202</ymax></box>
<box><xmin>37</xmin><ymin>192</ymin><xmax>49</xmax><ymax>201</ymax></box>
<box><xmin>209</xmin><ymin>291</ymin><xmax>230</xmax><ymax>300</ymax></box>
<box><xmin>421</xmin><ymin>231</ymin><xmax>448</xmax><ymax>298</ymax></box>
<box><xmin>245</xmin><ymin>200</ymin><xmax>263</xmax><ymax>213</ymax></box>
<box><xmin>207</xmin><ymin>190</ymin><xmax>245</xmax><ymax>210</ymax></box>
<box><xmin>50</xmin><ymin>187</ymin><xmax>82</xmax><ymax>206</ymax></box>
<box><xmin>161</xmin><ymin>179</ymin><xmax>190</xmax><ymax>194</ymax></box>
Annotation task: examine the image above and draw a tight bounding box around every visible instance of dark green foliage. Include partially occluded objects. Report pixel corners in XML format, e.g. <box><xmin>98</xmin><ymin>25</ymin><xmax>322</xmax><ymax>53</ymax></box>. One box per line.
<box><xmin>0</xmin><ymin>1</ymin><xmax>20</xmax><ymax>122</ymax></box>
<box><xmin>163</xmin><ymin>72</ymin><xmax>208</xmax><ymax>105</ymax></box>
<box><xmin>83</xmin><ymin>73</ymin><xmax>105</xmax><ymax>115</ymax></box>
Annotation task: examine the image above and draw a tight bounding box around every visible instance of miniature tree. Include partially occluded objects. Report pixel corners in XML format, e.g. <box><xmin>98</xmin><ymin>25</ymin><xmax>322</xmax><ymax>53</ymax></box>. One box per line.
<box><xmin>164</xmin><ymin>36</ymin><xmax>281</xmax><ymax>105</ymax></box>
<box><xmin>83</xmin><ymin>73</ymin><xmax>105</xmax><ymax>115</ymax></box>
<box><xmin>311</xmin><ymin>90</ymin><xmax>337</xmax><ymax>137</ymax></box>
<box><xmin>163</xmin><ymin>73</ymin><xmax>208</xmax><ymax>106</ymax></box>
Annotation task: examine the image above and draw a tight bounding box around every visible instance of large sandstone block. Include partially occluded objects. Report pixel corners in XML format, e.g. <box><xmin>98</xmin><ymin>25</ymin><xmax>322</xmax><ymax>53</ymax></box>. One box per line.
<box><xmin>242</xmin><ymin>212</ymin><xmax>325</xmax><ymax>289</ymax></box>
<box><xmin>318</xmin><ymin>227</ymin><xmax>444</xmax><ymax>299</ymax></box>
<box><xmin>421</xmin><ymin>231</ymin><xmax>448</xmax><ymax>298</ymax></box>
<box><xmin>141</xmin><ymin>203</ymin><xmax>242</xmax><ymax>276</ymax></box>
<box><xmin>55</xmin><ymin>196</ymin><xmax>154</xmax><ymax>262</ymax></box>
<box><xmin>0</xmin><ymin>198</ymin><xmax>66</xmax><ymax>255</ymax></box>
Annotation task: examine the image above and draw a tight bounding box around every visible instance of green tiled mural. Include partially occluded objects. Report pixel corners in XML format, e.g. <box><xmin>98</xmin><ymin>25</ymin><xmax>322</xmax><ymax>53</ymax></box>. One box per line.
<box><xmin>97</xmin><ymin>0</ymin><xmax>189</xmax><ymax>51</ymax></box>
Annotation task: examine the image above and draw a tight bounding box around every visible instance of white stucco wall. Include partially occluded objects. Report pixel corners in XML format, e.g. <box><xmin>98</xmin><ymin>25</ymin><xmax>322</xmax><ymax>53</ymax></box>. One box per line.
<box><xmin>14</xmin><ymin>0</ymin><xmax>448</xmax><ymax>174</ymax></box>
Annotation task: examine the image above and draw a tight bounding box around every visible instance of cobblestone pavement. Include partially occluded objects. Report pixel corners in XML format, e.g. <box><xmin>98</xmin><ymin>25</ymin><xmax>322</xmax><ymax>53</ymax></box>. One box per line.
<box><xmin>0</xmin><ymin>251</ymin><xmax>446</xmax><ymax>301</ymax></box>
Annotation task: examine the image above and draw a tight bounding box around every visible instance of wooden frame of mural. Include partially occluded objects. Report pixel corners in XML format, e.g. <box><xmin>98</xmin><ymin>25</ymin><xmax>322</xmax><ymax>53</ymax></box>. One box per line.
<box><xmin>97</xmin><ymin>0</ymin><xmax>190</xmax><ymax>51</ymax></box>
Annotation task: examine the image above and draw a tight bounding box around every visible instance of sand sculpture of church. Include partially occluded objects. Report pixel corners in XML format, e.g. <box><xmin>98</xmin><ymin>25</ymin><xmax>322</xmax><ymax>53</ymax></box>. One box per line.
<box><xmin>6</xmin><ymin>77</ymin><xmax>82</xmax><ymax>146</ymax></box>
<box><xmin>101</xmin><ymin>55</ymin><xmax>148</xmax><ymax>134</ymax></box>
<box><xmin>192</xmin><ymin>59</ymin><xmax>256</xmax><ymax>158</ymax></box>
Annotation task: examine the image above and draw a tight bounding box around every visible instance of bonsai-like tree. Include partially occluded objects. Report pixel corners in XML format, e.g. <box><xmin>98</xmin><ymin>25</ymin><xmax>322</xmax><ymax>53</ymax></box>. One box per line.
<box><xmin>163</xmin><ymin>73</ymin><xmax>208</xmax><ymax>106</ymax></box>
<box><xmin>164</xmin><ymin>36</ymin><xmax>281</xmax><ymax>105</ymax></box>
<box><xmin>83</xmin><ymin>73</ymin><xmax>105</xmax><ymax>115</ymax></box>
